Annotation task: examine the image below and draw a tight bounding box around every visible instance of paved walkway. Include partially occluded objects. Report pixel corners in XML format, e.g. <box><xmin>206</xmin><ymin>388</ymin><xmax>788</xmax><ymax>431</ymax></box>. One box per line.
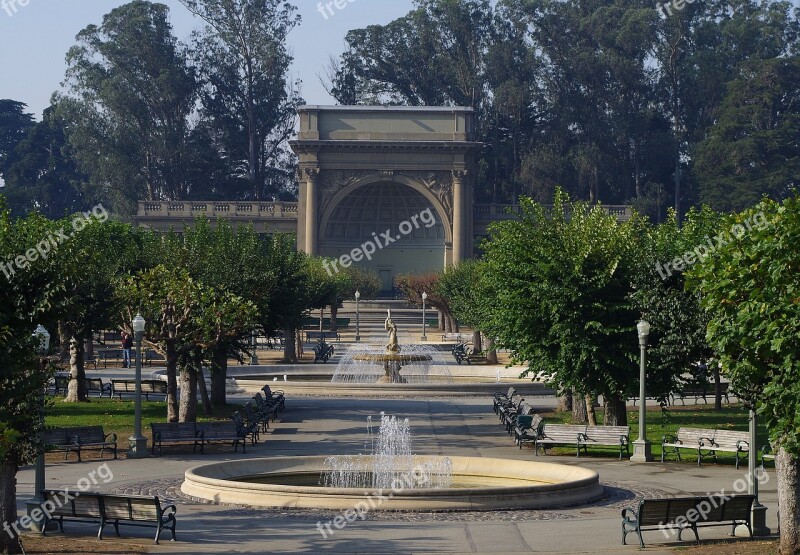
<box><xmin>15</xmin><ymin>396</ymin><xmax>778</xmax><ymax>553</ymax></box>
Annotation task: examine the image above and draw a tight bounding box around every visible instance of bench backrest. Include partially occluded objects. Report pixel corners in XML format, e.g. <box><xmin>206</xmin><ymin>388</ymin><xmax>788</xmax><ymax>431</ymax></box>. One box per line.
<box><xmin>151</xmin><ymin>422</ymin><xmax>197</xmax><ymax>439</ymax></box>
<box><xmin>197</xmin><ymin>421</ymin><xmax>238</xmax><ymax>437</ymax></box>
<box><xmin>43</xmin><ymin>427</ymin><xmax>70</xmax><ymax>446</ymax></box>
<box><xmin>144</xmin><ymin>380</ymin><xmax>168</xmax><ymax>394</ymax></box>
<box><xmin>43</xmin><ymin>491</ymin><xmax>102</xmax><ymax>518</ymax></box>
<box><xmin>102</xmin><ymin>494</ymin><xmax>160</xmax><ymax>522</ymax></box>
<box><xmin>637</xmin><ymin>498</ymin><xmax>701</xmax><ymax>526</ymax></box>
<box><xmin>541</xmin><ymin>424</ymin><xmax>587</xmax><ymax>440</ymax></box>
<box><xmin>676</xmin><ymin>427</ymin><xmax>714</xmax><ymax>446</ymax></box>
<box><xmin>701</xmin><ymin>494</ymin><xmax>754</xmax><ymax>522</ymax></box>
<box><xmin>712</xmin><ymin>430</ymin><xmax>749</xmax><ymax>449</ymax></box>
<box><xmin>54</xmin><ymin>375</ymin><xmax>68</xmax><ymax>391</ymax></box>
<box><xmin>112</xmin><ymin>379</ymin><xmax>136</xmax><ymax>392</ymax></box>
<box><xmin>85</xmin><ymin>378</ymin><xmax>104</xmax><ymax>391</ymax></box>
<box><xmin>583</xmin><ymin>425</ymin><xmax>630</xmax><ymax>442</ymax></box>
<box><xmin>69</xmin><ymin>425</ymin><xmax>106</xmax><ymax>444</ymax></box>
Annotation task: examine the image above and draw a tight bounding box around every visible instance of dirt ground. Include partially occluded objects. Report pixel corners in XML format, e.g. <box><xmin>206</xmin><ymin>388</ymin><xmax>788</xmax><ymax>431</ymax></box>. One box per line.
<box><xmin>19</xmin><ymin>534</ymin><xmax>150</xmax><ymax>554</ymax></box>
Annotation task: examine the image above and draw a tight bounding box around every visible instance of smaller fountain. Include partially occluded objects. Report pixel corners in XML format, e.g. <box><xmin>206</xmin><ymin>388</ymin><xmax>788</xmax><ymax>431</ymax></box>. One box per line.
<box><xmin>333</xmin><ymin>310</ymin><xmax>449</xmax><ymax>384</ymax></box>
<box><xmin>322</xmin><ymin>413</ymin><xmax>452</xmax><ymax>490</ymax></box>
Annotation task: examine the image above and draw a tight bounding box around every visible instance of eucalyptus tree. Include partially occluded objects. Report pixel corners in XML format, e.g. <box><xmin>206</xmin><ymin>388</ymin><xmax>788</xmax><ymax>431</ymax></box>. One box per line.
<box><xmin>689</xmin><ymin>197</ymin><xmax>800</xmax><ymax>552</ymax></box>
<box><xmin>61</xmin><ymin>1</ymin><xmax>198</xmax><ymax>213</ymax></box>
<box><xmin>481</xmin><ymin>191</ymin><xmax>643</xmax><ymax>425</ymax></box>
<box><xmin>181</xmin><ymin>0</ymin><xmax>302</xmax><ymax>200</ymax></box>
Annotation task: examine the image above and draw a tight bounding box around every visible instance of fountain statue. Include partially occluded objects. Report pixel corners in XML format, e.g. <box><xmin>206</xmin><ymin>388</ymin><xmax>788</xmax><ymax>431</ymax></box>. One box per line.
<box><xmin>385</xmin><ymin>310</ymin><xmax>400</xmax><ymax>353</ymax></box>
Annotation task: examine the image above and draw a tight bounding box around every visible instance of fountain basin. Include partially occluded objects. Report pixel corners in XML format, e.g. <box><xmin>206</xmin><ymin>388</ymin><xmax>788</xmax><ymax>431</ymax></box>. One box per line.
<box><xmin>352</xmin><ymin>353</ymin><xmax>433</xmax><ymax>363</ymax></box>
<box><xmin>182</xmin><ymin>455</ymin><xmax>604</xmax><ymax>511</ymax></box>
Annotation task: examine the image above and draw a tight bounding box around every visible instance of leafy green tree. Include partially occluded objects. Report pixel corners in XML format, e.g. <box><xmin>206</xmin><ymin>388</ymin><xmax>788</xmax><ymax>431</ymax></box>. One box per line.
<box><xmin>396</xmin><ymin>272</ymin><xmax>458</xmax><ymax>333</ymax></box>
<box><xmin>0</xmin><ymin>200</ymin><xmax>63</xmax><ymax>554</ymax></box>
<box><xmin>0</xmin><ymin>100</ymin><xmax>35</xmax><ymax>180</ymax></box>
<box><xmin>694</xmin><ymin>57</ymin><xmax>800</xmax><ymax>212</ymax></box>
<box><xmin>181</xmin><ymin>0</ymin><xmax>302</xmax><ymax>200</ymax></box>
<box><xmin>688</xmin><ymin>197</ymin><xmax>800</xmax><ymax>552</ymax></box>
<box><xmin>61</xmin><ymin>1</ymin><xmax>198</xmax><ymax>213</ymax></box>
<box><xmin>481</xmin><ymin>191</ymin><xmax>643</xmax><ymax>425</ymax></box>
<box><xmin>325</xmin><ymin>265</ymin><xmax>381</xmax><ymax>333</ymax></box>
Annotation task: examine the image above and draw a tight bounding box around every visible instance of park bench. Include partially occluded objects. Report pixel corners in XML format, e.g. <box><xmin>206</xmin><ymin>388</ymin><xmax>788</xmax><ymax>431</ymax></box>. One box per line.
<box><xmin>50</xmin><ymin>374</ymin><xmax>69</xmax><ymax>396</ymax></box>
<box><xmin>497</xmin><ymin>393</ymin><xmax>525</xmax><ymax>425</ymax></box>
<box><xmin>670</xmin><ymin>382</ymin><xmax>732</xmax><ymax>405</ymax></box>
<box><xmin>493</xmin><ymin>386</ymin><xmax>516</xmax><ymax>414</ymax></box>
<box><xmin>313</xmin><ymin>341</ymin><xmax>335</xmax><ymax>363</ymax></box>
<box><xmin>86</xmin><ymin>378</ymin><xmax>114</xmax><ymax>398</ymax></box>
<box><xmin>112</xmin><ymin>379</ymin><xmax>168</xmax><ymax>400</ymax></box>
<box><xmin>245</xmin><ymin>401</ymin><xmax>270</xmax><ymax>432</ymax></box>
<box><xmin>43</xmin><ymin>426</ymin><xmax>117</xmax><ymax>462</ymax></box>
<box><xmin>451</xmin><ymin>342</ymin><xmax>486</xmax><ymax>365</ymax></box>
<box><xmin>97</xmin><ymin>348</ymin><xmax>124</xmax><ymax>368</ymax></box>
<box><xmin>514</xmin><ymin>414</ymin><xmax>544</xmax><ymax>449</ymax></box>
<box><xmin>262</xmin><ymin>385</ymin><xmax>285</xmax><ymax>411</ymax></box>
<box><xmin>196</xmin><ymin>421</ymin><xmax>248</xmax><ymax>453</ymax></box>
<box><xmin>150</xmin><ymin>422</ymin><xmax>202</xmax><ymax>455</ymax></box>
<box><xmin>232</xmin><ymin>411</ymin><xmax>260</xmax><ymax>445</ymax></box>
<box><xmin>661</xmin><ymin>427</ymin><xmax>749</xmax><ymax>467</ymax></box>
<box><xmin>760</xmin><ymin>444</ymin><xmax>776</xmax><ymax>469</ymax></box>
<box><xmin>534</xmin><ymin>424</ymin><xmax>587</xmax><ymax>456</ymax></box>
<box><xmin>441</xmin><ymin>332</ymin><xmax>470</xmax><ymax>342</ymax></box>
<box><xmin>578</xmin><ymin>426</ymin><xmax>631</xmax><ymax>459</ymax></box>
<box><xmin>306</xmin><ymin>331</ymin><xmax>341</xmax><ymax>342</ymax></box>
<box><xmin>253</xmin><ymin>392</ymin><xmax>280</xmax><ymax>421</ymax></box>
<box><xmin>41</xmin><ymin>490</ymin><xmax>177</xmax><ymax>544</ymax></box>
<box><xmin>621</xmin><ymin>494</ymin><xmax>755</xmax><ymax>547</ymax></box>
<box><xmin>504</xmin><ymin>402</ymin><xmax>534</xmax><ymax>434</ymax></box>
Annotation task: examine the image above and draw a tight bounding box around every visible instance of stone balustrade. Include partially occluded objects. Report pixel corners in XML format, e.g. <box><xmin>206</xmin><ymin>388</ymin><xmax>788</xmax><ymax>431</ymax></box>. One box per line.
<box><xmin>138</xmin><ymin>201</ymin><xmax>299</xmax><ymax>218</ymax></box>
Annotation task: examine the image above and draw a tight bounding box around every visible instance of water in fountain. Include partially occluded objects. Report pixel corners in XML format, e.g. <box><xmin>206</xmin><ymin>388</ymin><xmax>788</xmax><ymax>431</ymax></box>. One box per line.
<box><xmin>331</xmin><ymin>344</ymin><xmax>453</xmax><ymax>384</ymax></box>
<box><xmin>322</xmin><ymin>413</ymin><xmax>453</xmax><ymax>490</ymax></box>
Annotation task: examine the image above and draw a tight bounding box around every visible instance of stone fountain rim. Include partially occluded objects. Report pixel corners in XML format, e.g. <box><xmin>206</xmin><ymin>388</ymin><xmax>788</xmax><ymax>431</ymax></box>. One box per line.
<box><xmin>351</xmin><ymin>353</ymin><xmax>434</xmax><ymax>362</ymax></box>
<box><xmin>182</xmin><ymin>455</ymin><xmax>602</xmax><ymax>503</ymax></box>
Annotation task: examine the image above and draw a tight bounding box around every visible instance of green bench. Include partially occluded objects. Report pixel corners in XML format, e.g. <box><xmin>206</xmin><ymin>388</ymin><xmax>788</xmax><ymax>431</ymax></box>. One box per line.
<box><xmin>41</xmin><ymin>490</ymin><xmax>176</xmax><ymax>544</ymax></box>
<box><xmin>622</xmin><ymin>494</ymin><xmax>755</xmax><ymax>547</ymax></box>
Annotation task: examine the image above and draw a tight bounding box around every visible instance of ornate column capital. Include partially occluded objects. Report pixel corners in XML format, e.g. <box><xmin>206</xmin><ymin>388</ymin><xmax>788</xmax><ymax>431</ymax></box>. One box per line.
<box><xmin>452</xmin><ymin>169</ymin><xmax>467</xmax><ymax>182</ymax></box>
<box><xmin>302</xmin><ymin>167</ymin><xmax>320</xmax><ymax>181</ymax></box>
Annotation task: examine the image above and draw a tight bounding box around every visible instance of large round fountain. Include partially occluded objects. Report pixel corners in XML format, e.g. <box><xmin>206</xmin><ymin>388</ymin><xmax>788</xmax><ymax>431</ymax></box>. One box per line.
<box><xmin>182</xmin><ymin>413</ymin><xmax>604</xmax><ymax>511</ymax></box>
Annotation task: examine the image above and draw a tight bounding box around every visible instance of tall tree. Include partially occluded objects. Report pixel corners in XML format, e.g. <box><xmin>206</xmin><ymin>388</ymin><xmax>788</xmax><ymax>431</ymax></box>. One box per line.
<box><xmin>62</xmin><ymin>0</ymin><xmax>198</xmax><ymax>213</ymax></box>
<box><xmin>689</xmin><ymin>197</ymin><xmax>800</xmax><ymax>552</ymax></box>
<box><xmin>0</xmin><ymin>100</ymin><xmax>35</xmax><ymax>183</ymax></box>
<box><xmin>694</xmin><ymin>56</ymin><xmax>800</xmax><ymax>212</ymax></box>
<box><xmin>181</xmin><ymin>0</ymin><xmax>302</xmax><ymax>200</ymax></box>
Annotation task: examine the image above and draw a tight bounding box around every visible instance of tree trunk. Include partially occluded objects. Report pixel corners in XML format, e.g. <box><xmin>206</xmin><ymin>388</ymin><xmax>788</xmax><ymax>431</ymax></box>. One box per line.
<box><xmin>444</xmin><ymin>314</ymin><xmax>453</xmax><ymax>333</ymax></box>
<box><xmin>485</xmin><ymin>336</ymin><xmax>498</xmax><ymax>364</ymax></box>
<box><xmin>178</xmin><ymin>365</ymin><xmax>198</xmax><ymax>423</ymax></box>
<box><xmin>282</xmin><ymin>326</ymin><xmax>297</xmax><ymax>363</ymax></box>
<box><xmin>557</xmin><ymin>390</ymin><xmax>572</xmax><ymax>413</ymax></box>
<box><xmin>777</xmin><ymin>447</ymin><xmax>800</xmax><ymax>554</ymax></box>
<box><xmin>64</xmin><ymin>335</ymin><xmax>86</xmax><ymax>403</ymax></box>
<box><xmin>0</xmin><ymin>461</ymin><xmax>23</xmax><ymax>554</ymax></box>
<box><xmin>296</xmin><ymin>329</ymin><xmax>304</xmax><ymax>359</ymax></box>
<box><xmin>319</xmin><ymin>309</ymin><xmax>324</xmax><ymax>332</ymax></box>
<box><xmin>84</xmin><ymin>331</ymin><xmax>94</xmax><ymax>361</ymax></box>
<box><xmin>330</xmin><ymin>305</ymin><xmax>339</xmax><ymax>333</ymax></box>
<box><xmin>197</xmin><ymin>366</ymin><xmax>212</xmax><ymax>417</ymax></box>
<box><xmin>165</xmin><ymin>340</ymin><xmax>179</xmax><ymax>423</ymax></box>
<box><xmin>472</xmin><ymin>330</ymin><xmax>482</xmax><ymax>353</ymax></box>
<box><xmin>603</xmin><ymin>394</ymin><xmax>628</xmax><ymax>426</ymax></box>
<box><xmin>438</xmin><ymin>311</ymin><xmax>444</xmax><ymax>331</ymax></box>
<box><xmin>210</xmin><ymin>347</ymin><xmax>227</xmax><ymax>407</ymax></box>
<box><xmin>713</xmin><ymin>366</ymin><xmax>722</xmax><ymax>411</ymax></box>
<box><xmin>572</xmin><ymin>389</ymin><xmax>588</xmax><ymax>423</ymax></box>
<box><xmin>586</xmin><ymin>395</ymin><xmax>597</xmax><ymax>426</ymax></box>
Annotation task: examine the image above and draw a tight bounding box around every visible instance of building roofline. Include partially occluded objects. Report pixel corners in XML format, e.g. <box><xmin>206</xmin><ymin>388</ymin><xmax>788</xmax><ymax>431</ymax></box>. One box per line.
<box><xmin>298</xmin><ymin>105</ymin><xmax>474</xmax><ymax>113</ymax></box>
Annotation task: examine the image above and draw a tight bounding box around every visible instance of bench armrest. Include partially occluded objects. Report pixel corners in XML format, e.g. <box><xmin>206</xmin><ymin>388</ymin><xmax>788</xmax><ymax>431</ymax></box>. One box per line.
<box><xmin>621</xmin><ymin>507</ymin><xmax>638</xmax><ymax>521</ymax></box>
<box><xmin>699</xmin><ymin>436</ymin><xmax>714</xmax><ymax>447</ymax></box>
<box><xmin>736</xmin><ymin>440</ymin><xmax>749</xmax><ymax>450</ymax></box>
<box><xmin>161</xmin><ymin>503</ymin><xmax>177</xmax><ymax>518</ymax></box>
<box><xmin>619</xmin><ymin>435</ymin><xmax>629</xmax><ymax>445</ymax></box>
<box><xmin>105</xmin><ymin>432</ymin><xmax>117</xmax><ymax>443</ymax></box>
<box><xmin>662</xmin><ymin>434</ymin><xmax>678</xmax><ymax>444</ymax></box>
<box><xmin>761</xmin><ymin>443</ymin><xmax>773</xmax><ymax>455</ymax></box>
<box><xmin>577</xmin><ymin>432</ymin><xmax>588</xmax><ymax>442</ymax></box>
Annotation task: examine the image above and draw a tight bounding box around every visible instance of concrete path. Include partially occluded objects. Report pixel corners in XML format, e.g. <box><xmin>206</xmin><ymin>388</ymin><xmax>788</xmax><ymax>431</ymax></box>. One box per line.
<box><xmin>15</xmin><ymin>396</ymin><xmax>778</xmax><ymax>553</ymax></box>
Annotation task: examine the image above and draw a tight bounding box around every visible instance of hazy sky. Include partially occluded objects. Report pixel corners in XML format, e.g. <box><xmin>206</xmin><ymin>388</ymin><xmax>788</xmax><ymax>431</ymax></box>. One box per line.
<box><xmin>0</xmin><ymin>0</ymin><xmax>416</xmax><ymax>119</ymax></box>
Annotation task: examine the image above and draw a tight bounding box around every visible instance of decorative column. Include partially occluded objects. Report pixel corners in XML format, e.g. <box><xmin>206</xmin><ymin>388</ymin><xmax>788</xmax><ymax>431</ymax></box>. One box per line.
<box><xmin>451</xmin><ymin>170</ymin><xmax>466</xmax><ymax>264</ymax></box>
<box><xmin>304</xmin><ymin>168</ymin><xmax>319</xmax><ymax>255</ymax></box>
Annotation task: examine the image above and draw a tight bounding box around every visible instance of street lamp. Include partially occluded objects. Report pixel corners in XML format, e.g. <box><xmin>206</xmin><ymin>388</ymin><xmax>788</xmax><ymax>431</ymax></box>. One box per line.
<box><xmin>354</xmin><ymin>291</ymin><xmax>361</xmax><ymax>342</ymax></box>
<box><xmin>631</xmin><ymin>320</ymin><xmax>653</xmax><ymax>462</ymax></box>
<box><xmin>420</xmin><ymin>292</ymin><xmax>428</xmax><ymax>341</ymax></box>
<box><xmin>742</xmin><ymin>408</ymin><xmax>769</xmax><ymax>535</ymax></box>
<box><xmin>26</xmin><ymin>325</ymin><xmax>49</xmax><ymax>530</ymax></box>
<box><xmin>250</xmin><ymin>329</ymin><xmax>258</xmax><ymax>365</ymax></box>
<box><xmin>128</xmin><ymin>314</ymin><xmax>148</xmax><ymax>458</ymax></box>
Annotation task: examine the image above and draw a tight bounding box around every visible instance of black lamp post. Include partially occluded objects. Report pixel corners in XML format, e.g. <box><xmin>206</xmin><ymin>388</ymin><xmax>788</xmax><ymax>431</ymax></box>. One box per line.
<box><xmin>127</xmin><ymin>314</ymin><xmax>148</xmax><ymax>458</ymax></box>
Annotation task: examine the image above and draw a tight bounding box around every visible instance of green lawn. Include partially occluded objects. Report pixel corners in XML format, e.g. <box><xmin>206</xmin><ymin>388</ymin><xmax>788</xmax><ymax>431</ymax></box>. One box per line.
<box><xmin>45</xmin><ymin>397</ymin><xmax>242</xmax><ymax>439</ymax></box>
<box><xmin>539</xmin><ymin>403</ymin><xmax>769</xmax><ymax>463</ymax></box>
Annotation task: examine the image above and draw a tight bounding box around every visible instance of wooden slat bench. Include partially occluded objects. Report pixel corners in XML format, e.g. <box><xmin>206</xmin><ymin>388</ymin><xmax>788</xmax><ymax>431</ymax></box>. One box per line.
<box><xmin>305</xmin><ymin>331</ymin><xmax>340</xmax><ymax>342</ymax></box>
<box><xmin>43</xmin><ymin>426</ymin><xmax>117</xmax><ymax>462</ymax></box>
<box><xmin>514</xmin><ymin>414</ymin><xmax>544</xmax><ymax>449</ymax></box>
<box><xmin>579</xmin><ymin>426</ymin><xmax>631</xmax><ymax>459</ymax></box>
<box><xmin>86</xmin><ymin>378</ymin><xmax>113</xmax><ymax>399</ymax></box>
<box><xmin>150</xmin><ymin>422</ymin><xmax>202</xmax><ymax>455</ymax></box>
<box><xmin>41</xmin><ymin>490</ymin><xmax>177</xmax><ymax>544</ymax></box>
<box><xmin>196</xmin><ymin>421</ymin><xmax>247</xmax><ymax>453</ymax></box>
<box><xmin>534</xmin><ymin>424</ymin><xmax>587</xmax><ymax>456</ymax></box>
<box><xmin>261</xmin><ymin>385</ymin><xmax>285</xmax><ymax>411</ymax></box>
<box><xmin>112</xmin><ymin>379</ymin><xmax>168</xmax><ymax>400</ymax></box>
<box><xmin>621</xmin><ymin>494</ymin><xmax>755</xmax><ymax>547</ymax></box>
<box><xmin>662</xmin><ymin>427</ymin><xmax>749</xmax><ymax>467</ymax></box>
<box><xmin>760</xmin><ymin>444</ymin><xmax>776</xmax><ymax>468</ymax></box>
<box><xmin>493</xmin><ymin>386</ymin><xmax>516</xmax><ymax>414</ymax></box>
